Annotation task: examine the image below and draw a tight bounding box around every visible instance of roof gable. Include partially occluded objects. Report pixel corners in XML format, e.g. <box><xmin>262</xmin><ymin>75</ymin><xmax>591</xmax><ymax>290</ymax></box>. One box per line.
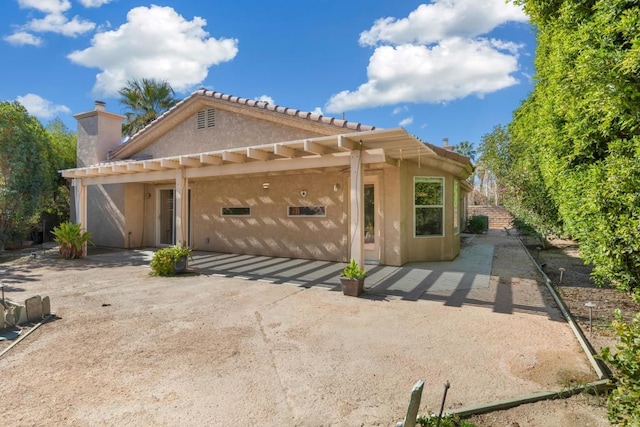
<box><xmin>109</xmin><ymin>89</ymin><xmax>377</xmax><ymax>160</ymax></box>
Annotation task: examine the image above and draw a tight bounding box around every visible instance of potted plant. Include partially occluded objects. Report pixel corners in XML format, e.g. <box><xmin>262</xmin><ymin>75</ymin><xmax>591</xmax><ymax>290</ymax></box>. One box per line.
<box><xmin>150</xmin><ymin>244</ymin><xmax>192</xmax><ymax>276</ymax></box>
<box><xmin>340</xmin><ymin>259</ymin><xmax>366</xmax><ymax>297</ymax></box>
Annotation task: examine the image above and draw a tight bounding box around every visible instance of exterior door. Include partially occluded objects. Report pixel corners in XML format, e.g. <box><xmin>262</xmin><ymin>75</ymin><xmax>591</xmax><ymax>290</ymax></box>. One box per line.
<box><xmin>157</xmin><ymin>188</ymin><xmax>191</xmax><ymax>246</ymax></box>
<box><xmin>364</xmin><ymin>178</ymin><xmax>381</xmax><ymax>263</ymax></box>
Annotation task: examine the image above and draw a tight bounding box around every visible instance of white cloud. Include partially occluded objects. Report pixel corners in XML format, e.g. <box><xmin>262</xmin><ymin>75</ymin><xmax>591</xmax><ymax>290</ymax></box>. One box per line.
<box><xmin>25</xmin><ymin>12</ymin><xmax>96</xmax><ymax>37</ymax></box>
<box><xmin>4</xmin><ymin>31</ymin><xmax>43</xmax><ymax>46</ymax></box>
<box><xmin>392</xmin><ymin>106</ymin><xmax>408</xmax><ymax>115</ymax></box>
<box><xmin>399</xmin><ymin>116</ymin><xmax>414</xmax><ymax>127</ymax></box>
<box><xmin>255</xmin><ymin>95</ymin><xmax>274</xmax><ymax>105</ymax></box>
<box><xmin>68</xmin><ymin>5</ymin><xmax>239</xmax><ymax>96</ymax></box>
<box><xmin>16</xmin><ymin>93</ymin><xmax>71</xmax><ymax>119</ymax></box>
<box><xmin>18</xmin><ymin>0</ymin><xmax>71</xmax><ymax>14</ymax></box>
<box><xmin>77</xmin><ymin>0</ymin><xmax>113</xmax><ymax>7</ymax></box>
<box><xmin>311</xmin><ymin>107</ymin><xmax>323</xmax><ymax>115</ymax></box>
<box><xmin>327</xmin><ymin>39</ymin><xmax>519</xmax><ymax>112</ymax></box>
<box><xmin>326</xmin><ymin>1</ymin><xmax>528</xmax><ymax>113</ymax></box>
<box><xmin>359</xmin><ymin>0</ymin><xmax>527</xmax><ymax>46</ymax></box>
<box><xmin>489</xmin><ymin>38</ymin><xmax>524</xmax><ymax>55</ymax></box>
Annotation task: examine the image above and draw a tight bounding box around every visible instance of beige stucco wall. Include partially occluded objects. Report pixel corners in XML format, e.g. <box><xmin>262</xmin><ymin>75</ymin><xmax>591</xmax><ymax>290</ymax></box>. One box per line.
<box><xmin>87</xmin><ymin>184</ymin><xmax>125</xmax><ymax>248</ymax></box>
<box><xmin>380</xmin><ymin>168</ymin><xmax>402</xmax><ymax>266</ymax></box>
<box><xmin>139</xmin><ymin>109</ymin><xmax>327</xmax><ymax>159</ymax></box>
<box><xmin>76</xmin><ymin>109</ymin><xmax>124</xmax><ymax>167</ymax></box>
<box><xmin>133</xmin><ymin>162</ymin><xmax>462</xmax><ymax>265</ymax></box>
<box><xmin>85</xmin><ymin>183</ymin><xmax>147</xmax><ymax>248</ymax></box>
<box><xmin>399</xmin><ymin>160</ymin><xmax>461</xmax><ymax>264</ymax></box>
<box><xmin>124</xmin><ymin>183</ymin><xmax>146</xmax><ymax>248</ymax></box>
<box><xmin>142</xmin><ymin>172</ymin><xmax>347</xmax><ymax>261</ymax></box>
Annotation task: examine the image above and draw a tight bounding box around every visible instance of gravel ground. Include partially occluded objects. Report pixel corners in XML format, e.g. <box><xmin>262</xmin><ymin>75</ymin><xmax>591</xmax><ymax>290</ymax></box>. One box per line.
<box><xmin>0</xmin><ymin>232</ymin><xmax>606</xmax><ymax>426</ymax></box>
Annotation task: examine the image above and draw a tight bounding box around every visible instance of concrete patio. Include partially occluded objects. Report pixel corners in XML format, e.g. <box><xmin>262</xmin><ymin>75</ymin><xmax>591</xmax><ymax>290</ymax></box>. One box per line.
<box><xmin>188</xmin><ymin>235</ymin><xmax>493</xmax><ymax>301</ymax></box>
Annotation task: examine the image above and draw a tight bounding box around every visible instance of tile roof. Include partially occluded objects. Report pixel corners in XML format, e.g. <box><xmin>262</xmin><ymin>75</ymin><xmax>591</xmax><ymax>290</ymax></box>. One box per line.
<box><xmin>122</xmin><ymin>89</ymin><xmax>377</xmax><ymax>144</ymax></box>
<box><xmin>193</xmin><ymin>89</ymin><xmax>376</xmax><ymax>131</ymax></box>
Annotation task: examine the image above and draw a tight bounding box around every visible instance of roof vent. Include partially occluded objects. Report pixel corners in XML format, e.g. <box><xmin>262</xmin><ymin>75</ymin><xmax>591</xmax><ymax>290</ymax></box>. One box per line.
<box><xmin>95</xmin><ymin>101</ymin><xmax>106</xmax><ymax>111</ymax></box>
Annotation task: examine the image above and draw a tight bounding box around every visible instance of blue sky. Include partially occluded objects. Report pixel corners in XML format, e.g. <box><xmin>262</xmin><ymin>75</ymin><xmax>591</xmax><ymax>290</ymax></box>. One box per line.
<box><xmin>0</xmin><ymin>0</ymin><xmax>536</xmax><ymax>150</ymax></box>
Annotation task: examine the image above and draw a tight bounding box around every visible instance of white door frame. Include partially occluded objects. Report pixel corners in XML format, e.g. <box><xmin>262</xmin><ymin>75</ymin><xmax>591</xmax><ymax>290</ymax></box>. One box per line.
<box><xmin>156</xmin><ymin>186</ymin><xmax>191</xmax><ymax>247</ymax></box>
<box><xmin>364</xmin><ymin>175</ymin><xmax>382</xmax><ymax>263</ymax></box>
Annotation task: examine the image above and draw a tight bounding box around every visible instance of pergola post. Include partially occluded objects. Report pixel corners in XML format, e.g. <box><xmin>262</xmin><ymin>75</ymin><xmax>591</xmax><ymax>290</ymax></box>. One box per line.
<box><xmin>73</xmin><ymin>178</ymin><xmax>88</xmax><ymax>256</ymax></box>
<box><xmin>349</xmin><ymin>149</ymin><xmax>364</xmax><ymax>268</ymax></box>
<box><xmin>175</xmin><ymin>168</ymin><xmax>189</xmax><ymax>246</ymax></box>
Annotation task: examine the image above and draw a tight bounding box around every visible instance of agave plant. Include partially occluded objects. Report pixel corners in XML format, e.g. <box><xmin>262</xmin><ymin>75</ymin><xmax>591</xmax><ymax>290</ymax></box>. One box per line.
<box><xmin>52</xmin><ymin>222</ymin><xmax>93</xmax><ymax>259</ymax></box>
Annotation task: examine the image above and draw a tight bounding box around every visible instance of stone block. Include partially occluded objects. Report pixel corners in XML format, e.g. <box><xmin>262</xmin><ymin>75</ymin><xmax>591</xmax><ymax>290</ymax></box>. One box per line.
<box><xmin>25</xmin><ymin>295</ymin><xmax>43</xmax><ymax>323</ymax></box>
<box><xmin>13</xmin><ymin>305</ymin><xmax>27</xmax><ymax>325</ymax></box>
<box><xmin>41</xmin><ymin>296</ymin><xmax>51</xmax><ymax>316</ymax></box>
<box><xmin>5</xmin><ymin>308</ymin><xmax>16</xmax><ymax>326</ymax></box>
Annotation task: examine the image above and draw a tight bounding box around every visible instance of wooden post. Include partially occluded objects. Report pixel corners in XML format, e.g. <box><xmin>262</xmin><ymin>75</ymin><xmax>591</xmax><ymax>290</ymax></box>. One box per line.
<box><xmin>403</xmin><ymin>380</ymin><xmax>424</xmax><ymax>427</ymax></box>
<box><xmin>175</xmin><ymin>168</ymin><xmax>189</xmax><ymax>246</ymax></box>
<box><xmin>349</xmin><ymin>149</ymin><xmax>364</xmax><ymax>268</ymax></box>
<box><xmin>74</xmin><ymin>178</ymin><xmax>88</xmax><ymax>257</ymax></box>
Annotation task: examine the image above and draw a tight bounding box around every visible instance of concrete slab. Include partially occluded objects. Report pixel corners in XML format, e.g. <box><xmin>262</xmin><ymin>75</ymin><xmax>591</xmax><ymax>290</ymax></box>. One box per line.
<box><xmin>188</xmin><ymin>240</ymin><xmax>493</xmax><ymax>301</ymax></box>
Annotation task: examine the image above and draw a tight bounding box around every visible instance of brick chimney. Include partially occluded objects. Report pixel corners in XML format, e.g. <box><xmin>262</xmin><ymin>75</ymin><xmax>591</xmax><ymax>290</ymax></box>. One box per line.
<box><xmin>74</xmin><ymin>101</ymin><xmax>124</xmax><ymax>167</ymax></box>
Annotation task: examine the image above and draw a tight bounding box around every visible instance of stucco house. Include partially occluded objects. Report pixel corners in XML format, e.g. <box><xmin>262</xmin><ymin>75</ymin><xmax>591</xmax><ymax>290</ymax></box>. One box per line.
<box><xmin>62</xmin><ymin>89</ymin><xmax>473</xmax><ymax>267</ymax></box>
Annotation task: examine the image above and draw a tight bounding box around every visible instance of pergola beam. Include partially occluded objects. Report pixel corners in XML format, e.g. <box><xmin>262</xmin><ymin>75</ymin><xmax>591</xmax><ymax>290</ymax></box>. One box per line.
<box><xmin>200</xmin><ymin>154</ymin><xmax>223</xmax><ymax>165</ymax></box>
<box><xmin>338</xmin><ymin>135</ymin><xmax>359</xmax><ymax>151</ymax></box>
<box><xmin>274</xmin><ymin>144</ymin><xmax>301</xmax><ymax>158</ymax></box>
<box><xmin>247</xmin><ymin>147</ymin><xmax>274</xmax><ymax>161</ymax></box>
<box><xmin>160</xmin><ymin>159</ymin><xmax>181</xmax><ymax>169</ymax></box>
<box><xmin>143</xmin><ymin>160</ymin><xmax>165</xmax><ymax>171</ymax></box>
<box><xmin>127</xmin><ymin>163</ymin><xmax>146</xmax><ymax>172</ymax></box>
<box><xmin>179</xmin><ymin>156</ymin><xmax>201</xmax><ymax>167</ymax></box>
<box><xmin>303</xmin><ymin>139</ymin><xmax>330</xmax><ymax>155</ymax></box>
<box><xmin>222</xmin><ymin>151</ymin><xmax>246</xmax><ymax>163</ymax></box>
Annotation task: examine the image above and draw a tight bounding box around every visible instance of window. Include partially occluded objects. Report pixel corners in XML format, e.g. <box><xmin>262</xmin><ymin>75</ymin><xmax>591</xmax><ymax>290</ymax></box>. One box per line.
<box><xmin>221</xmin><ymin>207</ymin><xmax>250</xmax><ymax>217</ymax></box>
<box><xmin>453</xmin><ymin>180</ymin><xmax>459</xmax><ymax>235</ymax></box>
<box><xmin>288</xmin><ymin>206</ymin><xmax>326</xmax><ymax>217</ymax></box>
<box><xmin>414</xmin><ymin>177</ymin><xmax>444</xmax><ymax>237</ymax></box>
<box><xmin>197</xmin><ymin>109</ymin><xmax>215</xmax><ymax>129</ymax></box>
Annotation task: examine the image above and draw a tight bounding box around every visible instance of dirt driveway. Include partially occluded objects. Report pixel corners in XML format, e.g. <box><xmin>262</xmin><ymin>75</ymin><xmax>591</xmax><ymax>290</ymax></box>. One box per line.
<box><xmin>1</xmin><ymin>233</ymin><xmax>604</xmax><ymax>426</ymax></box>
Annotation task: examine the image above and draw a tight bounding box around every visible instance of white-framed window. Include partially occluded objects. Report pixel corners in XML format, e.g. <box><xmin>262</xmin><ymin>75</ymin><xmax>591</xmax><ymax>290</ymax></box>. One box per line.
<box><xmin>197</xmin><ymin>109</ymin><xmax>215</xmax><ymax>130</ymax></box>
<box><xmin>453</xmin><ymin>180</ymin><xmax>460</xmax><ymax>235</ymax></box>
<box><xmin>287</xmin><ymin>206</ymin><xmax>326</xmax><ymax>217</ymax></box>
<box><xmin>414</xmin><ymin>177</ymin><xmax>444</xmax><ymax>237</ymax></box>
<box><xmin>221</xmin><ymin>207</ymin><xmax>251</xmax><ymax>217</ymax></box>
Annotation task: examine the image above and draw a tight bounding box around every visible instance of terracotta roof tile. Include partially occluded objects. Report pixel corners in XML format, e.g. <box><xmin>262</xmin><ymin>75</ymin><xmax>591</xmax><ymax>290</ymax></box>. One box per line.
<box><xmin>115</xmin><ymin>89</ymin><xmax>378</xmax><ymax>157</ymax></box>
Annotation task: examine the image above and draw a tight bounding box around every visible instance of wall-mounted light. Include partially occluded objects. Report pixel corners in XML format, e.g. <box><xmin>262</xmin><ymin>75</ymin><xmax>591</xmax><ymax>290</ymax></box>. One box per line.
<box><xmin>333</xmin><ymin>183</ymin><xmax>340</xmax><ymax>192</ymax></box>
<box><xmin>300</xmin><ymin>190</ymin><xmax>308</xmax><ymax>197</ymax></box>
<box><xmin>262</xmin><ymin>182</ymin><xmax>270</xmax><ymax>189</ymax></box>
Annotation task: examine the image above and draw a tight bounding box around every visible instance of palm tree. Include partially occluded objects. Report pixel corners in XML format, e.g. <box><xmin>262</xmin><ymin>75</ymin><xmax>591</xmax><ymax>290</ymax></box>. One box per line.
<box><xmin>118</xmin><ymin>78</ymin><xmax>178</xmax><ymax>137</ymax></box>
<box><xmin>453</xmin><ymin>140</ymin><xmax>476</xmax><ymax>162</ymax></box>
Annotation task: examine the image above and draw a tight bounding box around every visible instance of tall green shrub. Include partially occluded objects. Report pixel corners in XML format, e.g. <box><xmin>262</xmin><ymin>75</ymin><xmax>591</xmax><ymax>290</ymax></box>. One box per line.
<box><xmin>500</xmin><ymin>0</ymin><xmax>640</xmax><ymax>297</ymax></box>
<box><xmin>599</xmin><ymin>310</ymin><xmax>640</xmax><ymax>426</ymax></box>
<box><xmin>0</xmin><ymin>101</ymin><xmax>53</xmax><ymax>249</ymax></box>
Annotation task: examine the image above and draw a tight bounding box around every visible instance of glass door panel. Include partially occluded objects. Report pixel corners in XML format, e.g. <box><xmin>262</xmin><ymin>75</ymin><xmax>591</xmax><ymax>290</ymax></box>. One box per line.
<box><xmin>364</xmin><ymin>184</ymin><xmax>375</xmax><ymax>250</ymax></box>
<box><xmin>159</xmin><ymin>189</ymin><xmax>175</xmax><ymax>246</ymax></box>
